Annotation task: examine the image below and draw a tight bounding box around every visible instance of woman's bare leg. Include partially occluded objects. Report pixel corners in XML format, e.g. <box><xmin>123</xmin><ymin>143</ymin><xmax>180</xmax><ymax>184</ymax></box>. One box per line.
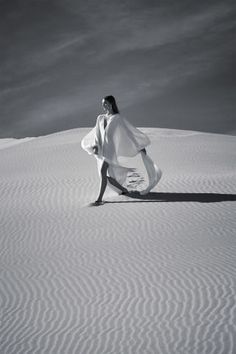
<box><xmin>96</xmin><ymin>161</ymin><xmax>109</xmax><ymax>202</ymax></box>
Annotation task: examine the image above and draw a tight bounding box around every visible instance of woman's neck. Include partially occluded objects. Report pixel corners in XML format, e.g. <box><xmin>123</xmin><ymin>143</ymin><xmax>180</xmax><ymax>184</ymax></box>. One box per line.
<box><xmin>105</xmin><ymin>111</ymin><xmax>118</xmax><ymax>116</ymax></box>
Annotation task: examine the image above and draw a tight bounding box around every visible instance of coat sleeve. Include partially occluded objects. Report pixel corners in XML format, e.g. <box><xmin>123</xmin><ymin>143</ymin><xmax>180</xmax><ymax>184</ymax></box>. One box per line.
<box><xmin>81</xmin><ymin>115</ymin><xmax>102</xmax><ymax>155</ymax></box>
<box><xmin>105</xmin><ymin>115</ymin><xmax>151</xmax><ymax>158</ymax></box>
<box><xmin>94</xmin><ymin>115</ymin><xmax>103</xmax><ymax>154</ymax></box>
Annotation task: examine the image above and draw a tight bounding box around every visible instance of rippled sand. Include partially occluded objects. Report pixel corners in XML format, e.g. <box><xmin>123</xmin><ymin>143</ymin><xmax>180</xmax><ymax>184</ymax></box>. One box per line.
<box><xmin>0</xmin><ymin>128</ymin><xmax>236</xmax><ymax>354</ymax></box>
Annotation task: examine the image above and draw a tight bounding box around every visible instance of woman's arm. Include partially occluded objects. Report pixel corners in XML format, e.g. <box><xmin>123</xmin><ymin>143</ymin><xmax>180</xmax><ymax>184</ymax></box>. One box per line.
<box><xmin>93</xmin><ymin>115</ymin><xmax>102</xmax><ymax>155</ymax></box>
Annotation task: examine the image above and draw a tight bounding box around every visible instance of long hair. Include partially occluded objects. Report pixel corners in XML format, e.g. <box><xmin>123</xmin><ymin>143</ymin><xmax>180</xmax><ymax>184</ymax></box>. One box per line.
<box><xmin>103</xmin><ymin>95</ymin><xmax>120</xmax><ymax>114</ymax></box>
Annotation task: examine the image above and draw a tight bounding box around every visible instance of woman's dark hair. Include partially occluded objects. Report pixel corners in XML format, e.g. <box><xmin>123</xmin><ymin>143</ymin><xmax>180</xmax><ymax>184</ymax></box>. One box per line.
<box><xmin>103</xmin><ymin>95</ymin><xmax>120</xmax><ymax>114</ymax></box>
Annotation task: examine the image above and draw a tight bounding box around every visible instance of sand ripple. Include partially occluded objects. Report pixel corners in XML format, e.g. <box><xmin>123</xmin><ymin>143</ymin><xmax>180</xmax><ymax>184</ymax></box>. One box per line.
<box><xmin>0</xmin><ymin>128</ymin><xmax>236</xmax><ymax>353</ymax></box>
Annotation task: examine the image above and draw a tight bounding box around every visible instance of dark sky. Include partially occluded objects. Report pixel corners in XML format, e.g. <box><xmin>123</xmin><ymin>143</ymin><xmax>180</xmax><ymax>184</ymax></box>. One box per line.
<box><xmin>0</xmin><ymin>0</ymin><xmax>235</xmax><ymax>138</ymax></box>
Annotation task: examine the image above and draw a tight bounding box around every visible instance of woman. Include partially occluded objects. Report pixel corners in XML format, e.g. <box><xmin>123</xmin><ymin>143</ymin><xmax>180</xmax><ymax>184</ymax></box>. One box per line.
<box><xmin>81</xmin><ymin>95</ymin><xmax>162</xmax><ymax>205</ymax></box>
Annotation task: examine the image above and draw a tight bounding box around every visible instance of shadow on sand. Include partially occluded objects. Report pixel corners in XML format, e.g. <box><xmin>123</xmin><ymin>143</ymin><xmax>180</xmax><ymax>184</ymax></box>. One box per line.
<box><xmin>105</xmin><ymin>191</ymin><xmax>236</xmax><ymax>204</ymax></box>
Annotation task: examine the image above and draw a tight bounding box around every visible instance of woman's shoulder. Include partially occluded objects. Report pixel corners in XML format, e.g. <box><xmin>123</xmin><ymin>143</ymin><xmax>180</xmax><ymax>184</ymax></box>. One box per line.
<box><xmin>96</xmin><ymin>114</ymin><xmax>104</xmax><ymax>123</ymax></box>
<box><xmin>110</xmin><ymin>113</ymin><xmax>121</xmax><ymax>120</ymax></box>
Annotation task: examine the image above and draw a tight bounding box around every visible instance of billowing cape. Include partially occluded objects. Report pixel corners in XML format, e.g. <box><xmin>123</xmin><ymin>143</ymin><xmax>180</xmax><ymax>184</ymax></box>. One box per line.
<box><xmin>81</xmin><ymin>113</ymin><xmax>162</xmax><ymax>194</ymax></box>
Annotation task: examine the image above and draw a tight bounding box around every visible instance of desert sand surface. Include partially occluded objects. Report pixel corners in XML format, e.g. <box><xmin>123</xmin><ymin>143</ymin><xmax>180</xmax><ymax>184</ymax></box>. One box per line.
<box><xmin>0</xmin><ymin>127</ymin><xmax>236</xmax><ymax>354</ymax></box>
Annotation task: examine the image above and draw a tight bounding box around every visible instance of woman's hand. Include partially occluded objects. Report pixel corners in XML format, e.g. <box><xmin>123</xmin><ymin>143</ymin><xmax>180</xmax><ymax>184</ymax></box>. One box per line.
<box><xmin>92</xmin><ymin>145</ymin><xmax>98</xmax><ymax>155</ymax></box>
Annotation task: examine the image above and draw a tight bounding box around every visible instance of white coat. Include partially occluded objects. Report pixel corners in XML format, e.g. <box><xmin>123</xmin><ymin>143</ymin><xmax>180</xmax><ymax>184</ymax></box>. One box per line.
<box><xmin>81</xmin><ymin>113</ymin><xmax>162</xmax><ymax>194</ymax></box>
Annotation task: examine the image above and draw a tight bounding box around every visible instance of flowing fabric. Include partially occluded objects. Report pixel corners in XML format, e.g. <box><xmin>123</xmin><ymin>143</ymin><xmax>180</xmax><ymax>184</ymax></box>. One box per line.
<box><xmin>81</xmin><ymin>113</ymin><xmax>162</xmax><ymax>194</ymax></box>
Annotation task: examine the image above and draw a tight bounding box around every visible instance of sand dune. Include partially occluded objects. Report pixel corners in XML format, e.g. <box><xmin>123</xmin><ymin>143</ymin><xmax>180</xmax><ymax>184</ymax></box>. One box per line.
<box><xmin>0</xmin><ymin>128</ymin><xmax>236</xmax><ymax>354</ymax></box>
<box><xmin>0</xmin><ymin>137</ymin><xmax>35</xmax><ymax>150</ymax></box>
